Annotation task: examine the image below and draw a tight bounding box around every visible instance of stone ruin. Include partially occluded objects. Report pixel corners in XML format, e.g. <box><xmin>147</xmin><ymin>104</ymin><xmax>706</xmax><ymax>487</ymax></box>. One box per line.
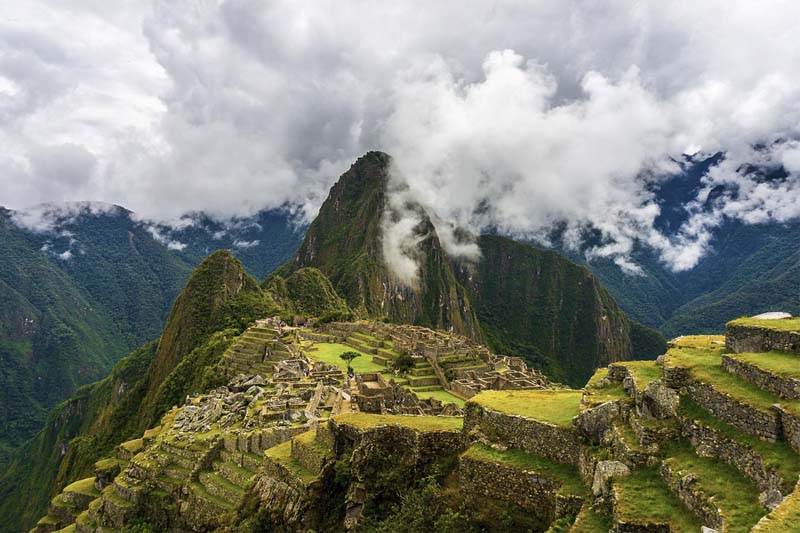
<box><xmin>354</xmin><ymin>372</ymin><xmax>462</xmax><ymax>416</ymax></box>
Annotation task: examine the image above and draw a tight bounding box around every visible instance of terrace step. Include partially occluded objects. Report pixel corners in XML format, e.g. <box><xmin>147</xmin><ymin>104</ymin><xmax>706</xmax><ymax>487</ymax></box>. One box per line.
<box><xmin>407</xmin><ymin>375</ymin><xmax>439</xmax><ymax>387</ymax></box>
<box><xmin>212</xmin><ymin>459</ymin><xmax>257</xmax><ymax>487</ymax></box>
<box><xmin>661</xmin><ymin>441</ymin><xmax>766</xmax><ymax>532</ymax></box>
<box><xmin>678</xmin><ymin>397</ymin><xmax>800</xmax><ymax>495</ymax></box>
<box><xmin>198</xmin><ymin>471</ymin><xmax>246</xmax><ymax>503</ymax></box>
<box><xmin>189</xmin><ymin>481</ymin><xmax>235</xmax><ymax>513</ymax></box>
<box><xmin>290</xmin><ymin>431</ymin><xmax>332</xmax><ymax>475</ymax></box>
<box><xmin>611</xmin><ymin>467</ymin><xmax>701</xmax><ymax>532</ymax></box>
<box><xmin>722</xmin><ymin>352</ymin><xmax>800</xmax><ymax>400</ymax></box>
<box><xmin>220</xmin><ymin>449</ymin><xmax>263</xmax><ymax>472</ymax></box>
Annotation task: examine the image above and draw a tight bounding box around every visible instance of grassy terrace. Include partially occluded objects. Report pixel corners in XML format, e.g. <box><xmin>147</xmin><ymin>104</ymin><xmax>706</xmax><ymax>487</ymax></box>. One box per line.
<box><xmin>753</xmin><ymin>484</ymin><xmax>800</xmax><ymax>532</ymax></box>
<box><xmin>264</xmin><ymin>440</ymin><xmax>317</xmax><ymax>483</ymax></box>
<box><xmin>613</xmin><ymin>468</ymin><xmax>701</xmax><ymax>531</ymax></box>
<box><xmin>582</xmin><ymin>368</ymin><xmax>628</xmax><ymax>408</ymax></box>
<box><xmin>304</xmin><ymin>342</ymin><xmax>385</xmax><ymax>373</ymax></box>
<box><xmin>728</xmin><ymin>317</ymin><xmax>800</xmax><ymax>332</ymax></box>
<box><xmin>63</xmin><ymin>477</ymin><xmax>99</xmax><ymax>496</ymax></box>
<box><xmin>664</xmin><ymin>441</ymin><xmax>765</xmax><ymax>532</ymax></box>
<box><xmin>569</xmin><ymin>504</ymin><xmax>613</xmax><ymax>533</ymax></box>
<box><xmin>619</xmin><ymin>360</ymin><xmax>662</xmax><ymax>390</ymax></box>
<box><xmin>728</xmin><ymin>351</ymin><xmax>800</xmax><ymax>379</ymax></box>
<box><xmin>333</xmin><ymin>412</ymin><xmax>463</xmax><ymax>432</ymax></box>
<box><xmin>463</xmin><ymin>443</ymin><xmax>587</xmax><ymax>497</ymax></box>
<box><xmin>679</xmin><ymin>397</ymin><xmax>800</xmax><ymax>485</ymax></box>
<box><xmin>409</xmin><ymin>388</ymin><xmax>466</xmax><ymax>407</ymax></box>
<box><xmin>470</xmin><ymin>389</ymin><xmax>582</xmax><ymax>427</ymax></box>
<box><xmin>665</xmin><ymin>336</ymin><xmax>800</xmax><ymax>416</ymax></box>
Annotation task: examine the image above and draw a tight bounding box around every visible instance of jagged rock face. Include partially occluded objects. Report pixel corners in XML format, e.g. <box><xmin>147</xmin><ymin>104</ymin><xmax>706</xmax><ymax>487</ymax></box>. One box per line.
<box><xmin>285</xmin><ymin>151</ymin><xmax>482</xmax><ymax>338</ymax></box>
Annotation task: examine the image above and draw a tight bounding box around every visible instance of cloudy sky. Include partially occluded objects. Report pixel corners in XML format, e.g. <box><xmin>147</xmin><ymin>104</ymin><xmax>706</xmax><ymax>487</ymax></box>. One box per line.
<box><xmin>3</xmin><ymin>1</ymin><xmax>800</xmax><ymax>271</ymax></box>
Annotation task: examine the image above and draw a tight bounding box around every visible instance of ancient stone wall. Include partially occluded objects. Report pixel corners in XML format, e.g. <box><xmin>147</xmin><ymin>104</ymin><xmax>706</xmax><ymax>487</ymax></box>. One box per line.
<box><xmin>722</xmin><ymin>355</ymin><xmax>800</xmax><ymax>400</ymax></box>
<box><xmin>458</xmin><ymin>454</ymin><xmax>582</xmax><ymax>524</ymax></box>
<box><xmin>680</xmin><ymin>417</ymin><xmax>790</xmax><ymax>493</ymax></box>
<box><xmin>659</xmin><ymin>461</ymin><xmax>724</xmax><ymax>530</ymax></box>
<box><xmin>687</xmin><ymin>380</ymin><xmax>781</xmax><ymax>441</ymax></box>
<box><xmin>778</xmin><ymin>406</ymin><xmax>800</xmax><ymax>454</ymax></box>
<box><xmin>726</xmin><ymin>324</ymin><xmax>800</xmax><ymax>354</ymax></box>
<box><xmin>463</xmin><ymin>403</ymin><xmax>581</xmax><ymax>464</ymax></box>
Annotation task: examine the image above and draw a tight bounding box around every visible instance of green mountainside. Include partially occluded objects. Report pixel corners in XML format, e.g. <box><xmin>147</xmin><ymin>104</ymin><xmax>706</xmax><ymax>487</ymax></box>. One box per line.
<box><xmin>0</xmin><ymin>213</ymin><xmax>126</xmax><ymax>461</ymax></box>
<box><xmin>460</xmin><ymin>235</ymin><xmax>663</xmax><ymax>384</ymax></box>
<box><xmin>0</xmin><ymin>207</ymin><xmax>300</xmax><ymax>462</ymax></box>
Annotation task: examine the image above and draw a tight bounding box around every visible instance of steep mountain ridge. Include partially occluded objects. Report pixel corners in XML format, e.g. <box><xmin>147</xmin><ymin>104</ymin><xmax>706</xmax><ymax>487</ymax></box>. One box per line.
<box><xmin>281</xmin><ymin>151</ymin><xmax>482</xmax><ymax>338</ymax></box>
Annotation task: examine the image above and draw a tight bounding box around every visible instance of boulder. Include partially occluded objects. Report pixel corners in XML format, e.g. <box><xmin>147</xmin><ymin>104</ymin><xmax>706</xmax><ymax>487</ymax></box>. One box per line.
<box><xmin>592</xmin><ymin>460</ymin><xmax>630</xmax><ymax>496</ymax></box>
<box><xmin>640</xmin><ymin>380</ymin><xmax>678</xmax><ymax>419</ymax></box>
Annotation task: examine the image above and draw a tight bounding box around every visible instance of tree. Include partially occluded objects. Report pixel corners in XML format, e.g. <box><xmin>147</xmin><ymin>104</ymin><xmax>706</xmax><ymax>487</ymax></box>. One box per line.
<box><xmin>340</xmin><ymin>351</ymin><xmax>361</xmax><ymax>375</ymax></box>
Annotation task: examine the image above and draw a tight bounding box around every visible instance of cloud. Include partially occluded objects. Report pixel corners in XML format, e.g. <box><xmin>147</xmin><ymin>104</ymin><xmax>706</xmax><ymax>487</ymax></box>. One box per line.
<box><xmin>232</xmin><ymin>239</ymin><xmax>259</xmax><ymax>249</ymax></box>
<box><xmin>2</xmin><ymin>1</ymin><xmax>800</xmax><ymax>272</ymax></box>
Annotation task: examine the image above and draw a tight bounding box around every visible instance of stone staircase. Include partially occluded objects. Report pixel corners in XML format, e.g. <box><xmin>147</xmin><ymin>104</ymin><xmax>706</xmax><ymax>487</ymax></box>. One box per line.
<box><xmin>221</xmin><ymin>326</ymin><xmax>292</xmax><ymax>377</ymax></box>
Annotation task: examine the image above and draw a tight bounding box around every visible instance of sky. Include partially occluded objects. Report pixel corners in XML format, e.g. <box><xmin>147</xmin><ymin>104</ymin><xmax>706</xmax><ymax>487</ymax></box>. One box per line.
<box><xmin>2</xmin><ymin>0</ymin><xmax>800</xmax><ymax>273</ymax></box>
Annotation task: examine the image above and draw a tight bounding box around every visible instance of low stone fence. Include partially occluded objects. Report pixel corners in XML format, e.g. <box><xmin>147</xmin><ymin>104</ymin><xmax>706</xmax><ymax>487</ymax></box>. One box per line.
<box><xmin>458</xmin><ymin>454</ymin><xmax>583</xmax><ymax>526</ymax></box>
<box><xmin>463</xmin><ymin>403</ymin><xmax>580</xmax><ymax>464</ymax></box>
<box><xmin>722</xmin><ymin>355</ymin><xmax>800</xmax><ymax>400</ymax></box>
<box><xmin>726</xmin><ymin>324</ymin><xmax>800</xmax><ymax>354</ymax></box>
<box><xmin>679</xmin><ymin>416</ymin><xmax>790</xmax><ymax>494</ymax></box>
<box><xmin>660</xmin><ymin>461</ymin><xmax>724</xmax><ymax>530</ymax></box>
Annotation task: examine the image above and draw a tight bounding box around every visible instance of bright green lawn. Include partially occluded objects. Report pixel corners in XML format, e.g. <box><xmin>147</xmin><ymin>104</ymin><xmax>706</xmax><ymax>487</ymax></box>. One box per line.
<box><xmin>728</xmin><ymin>351</ymin><xmax>800</xmax><ymax>379</ymax></box>
<box><xmin>664</xmin><ymin>441</ymin><xmax>765</xmax><ymax>532</ymax></box>
<box><xmin>729</xmin><ymin>317</ymin><xmax>800</xmax><ymax>332</ymax></box>
<box><xmin>665</xmin><ymin>336</ymin><xmax>800</xmax><ymax>416</ymax></box>
<box><xmin>304</xmin><ymin>342</ymin><xmax>385</xmax><ymax>373</ymax></box>
<box><xmin>333</xmin><ymin>412</ymin><xmax>463</xmax><ymax>432</ymax></box>
<box><xmin>613</xmin><ymin>468</ymin><xmax>701</xmax><ymax>531</ymax></box>
<box><xmin>619</xmin><ymin>360</ymin><xmax>663</xmax><ymax>390</ymax></box>
<box><xmin>463</xmin><ymin>443</ymin><xmax>587</xmax><ymax>496</ymax></box>
<box><xmin>470</xmin><ymin>389</ymin><xmax>582</xmax><ymax>427</ymax></box>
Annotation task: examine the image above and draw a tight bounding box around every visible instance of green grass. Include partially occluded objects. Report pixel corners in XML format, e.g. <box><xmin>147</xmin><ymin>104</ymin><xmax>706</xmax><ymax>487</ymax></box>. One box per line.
<box><xmin>613</xmin><ymin>468</ymin><xmax>701</xmax><ymax>531</ymax></box>
<box><xmin>753</xmin><ymin>484</ymin><xmax>800</xmax><ymax>532</ymax></box>
<box><xmin>679</xmin><ymin>397</ymin><xmax>800</xmax><ymax>486</ymax></box>
<box><xmin>410</xmin><ymin>388</ymin><xmax>466</xmax><ymax>407</ymax></box>
<box><xmin>63</xmin><ymin>477</ymin><xmax>99</xmax><ymax>496</ymax></box>
<box><xmin>293</xmin><ymin>430</ymin><xmax>333</xmax><ymax>458</ymax></box>
<box><xmin>569</xmin><ymin>504</ymin><xmax>613</xmax><ymax>532</ymax></box>
<box><xmin>304</xmin><ymin>342</ymin><xmax>385</xmax><ymax>373</ymax></box>
<box><xmin>729</xmin><ymin>317</ymin><xmax>800</xmax><ymax>332</ymax></box>
<box><xmin>728</xmin><ymin>351</ymin><xmax>800</xmax><ymax>379</ymax></box>
<box><xmin>264</xmin><ymin>440</ymin><xmax>317</xmax><ymax>483</ymax></box>
<box><xmin>470</xmin><ymin>389</ymin><xmax>582</xmax><ymax>427</ymax></box>
<box><xmin>664</xmin><ymin>441</ymin><xmax>765</xmax><ymax>532</ymax></box>
<box><xmin>583</xmin><ymin>368</ymin><xmax>628</xmax><ymax>408</ymax></box>
<box><xmin>666</xmin><ymin>336</ymin><xmax>800</xmax><ymax>416</ymax></box>
<box><xmin>333</xmin><ymin>413</ymin><xmax>463</xmax><ymax>432</ymax></box>
<box><xmin>463</xmin><ymin>443</ymin><xmax>588</xmax><ymax>497</ymax></box>
<box><xmin>618</xmin><ymin>360</ymin><xmax>663</xmax><ymax>390</ymax></box>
